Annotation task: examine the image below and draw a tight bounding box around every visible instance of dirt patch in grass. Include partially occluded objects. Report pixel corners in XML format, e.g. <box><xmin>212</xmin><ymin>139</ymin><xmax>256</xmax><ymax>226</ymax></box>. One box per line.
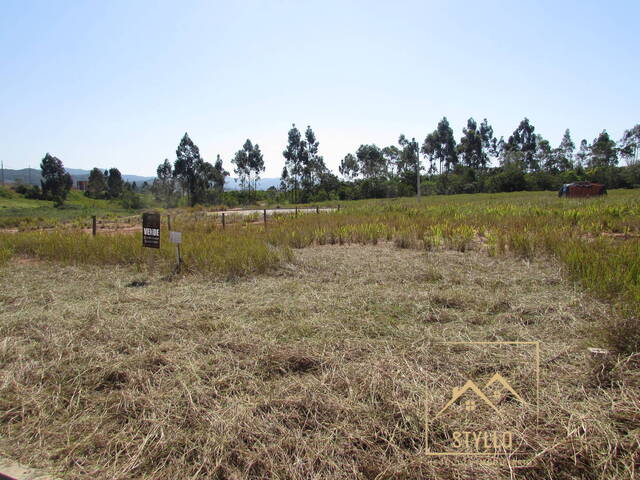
<box><xmin>0</xmin><ymin>244</ymin><xmax>637</xmax><ymax>479</ymax></box>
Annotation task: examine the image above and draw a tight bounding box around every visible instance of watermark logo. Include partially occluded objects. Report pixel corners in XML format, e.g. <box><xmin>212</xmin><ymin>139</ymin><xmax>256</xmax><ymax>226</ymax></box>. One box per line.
<box><xmin>425</xmin><ymin>341</ymin><xmax>539</xmax><ymax>457</ymax></box>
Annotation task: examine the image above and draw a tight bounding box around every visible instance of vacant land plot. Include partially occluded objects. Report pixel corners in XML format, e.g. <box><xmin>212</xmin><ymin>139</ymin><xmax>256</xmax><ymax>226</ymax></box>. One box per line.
<box><xmin>1</xmin><ymin>244</ymin><xmax>638</xmax><ymax>479</ymax></box>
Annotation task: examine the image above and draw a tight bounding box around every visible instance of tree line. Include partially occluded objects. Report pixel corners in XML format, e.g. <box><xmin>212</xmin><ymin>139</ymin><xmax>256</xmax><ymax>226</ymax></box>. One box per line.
<box><xmin>16</xmin><ymin>154</ymin><xmax>146</xmax><ymax>207</ymax></box>
<box><xmin>335</xmin><ymin>118</ymin><xmax>640</xmax><ymax>199</ymax></box>
<box><xmin>151</xmin><ymin>133</ymin><xmax>229</xmax><ymax>207</ymax></box>
<box><xmin>153</xmin><ymin>124</ymin><xmax>339</xmax><ymax>206</ymax></box>
<box><xmin>25</xmin><ymin>119</ymin><xmax>640</xmax><ymax>208</ymax></box>
<box><xmin>148</xmin><ymin>120</ymin><xmax>640</xmax><ymax>206</ymax></box>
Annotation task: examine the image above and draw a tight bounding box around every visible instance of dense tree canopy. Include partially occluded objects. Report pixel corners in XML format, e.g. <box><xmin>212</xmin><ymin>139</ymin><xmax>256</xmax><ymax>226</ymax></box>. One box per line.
<box><xmin>87</xmin><ymin>167</ymin><xmax>107</xmax><ymax>198</ymax></box>
<box><xmin>107</xmin><ymin>168</ymin><xmax>123</xmax><ymax>199</ymax></box>
<box><xmin>149</xmin><ymin>133</ymin><xmax>229</xmax><ymax>207</ymax></box>
<box><xmin>172</xmin><ymin>133</ymin><xmax>225</xmax><ymax>206</ymax></box>
<box><xmin>280</xmin><ymin>125</ymin><xmax>332</xmax><ymax>202</ymax></box>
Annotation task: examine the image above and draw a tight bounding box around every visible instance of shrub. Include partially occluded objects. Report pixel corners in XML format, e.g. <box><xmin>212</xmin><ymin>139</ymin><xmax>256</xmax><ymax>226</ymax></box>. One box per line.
<box><xmin>0</xmin><ymin>186</ymin><xmax>16</xmax><ymax>199</ymax></box>
<box><xmin>120</xmin><ymin>190</ymin><xmax>146</xmax><ymax>209</ymax></box>
<box><xmin>14</xmin><ymin>184</ymin><xmax>42</xmax><ymax>199</ymax></box>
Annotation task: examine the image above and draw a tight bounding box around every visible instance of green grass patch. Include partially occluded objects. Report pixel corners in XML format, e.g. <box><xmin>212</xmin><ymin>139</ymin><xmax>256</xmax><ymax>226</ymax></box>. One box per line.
<box><xmin>0</xmin><ymin>190</ymin><xmax>140</xmax><ymax>228</ymax></box>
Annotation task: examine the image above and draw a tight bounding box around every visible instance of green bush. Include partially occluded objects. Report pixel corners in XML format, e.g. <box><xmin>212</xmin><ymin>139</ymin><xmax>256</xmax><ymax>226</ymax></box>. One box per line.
<box><xmin>119</xmin><ymin>190</ymin><xmax>146</xmax><ymax>209</ymax></box>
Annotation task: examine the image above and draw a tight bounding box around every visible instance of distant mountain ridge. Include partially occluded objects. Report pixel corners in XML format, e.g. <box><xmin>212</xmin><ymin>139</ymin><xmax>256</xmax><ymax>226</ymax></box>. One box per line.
<box><xmin>1</xmin><ymin>168</ymin><xmax>155</xmax><ymax>185</ymax></box>
<box><xmin>0</xmin><ymin>167</ymin><xmax>281</xmax><ymax>191</ymax></box>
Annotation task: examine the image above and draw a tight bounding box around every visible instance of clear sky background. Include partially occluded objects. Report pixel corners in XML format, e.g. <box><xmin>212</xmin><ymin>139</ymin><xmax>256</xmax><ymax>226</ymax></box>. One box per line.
<box><xmin>1</xmin><ymin>0</ymin><xmax>638</xmax><ymax>177</ymax></box>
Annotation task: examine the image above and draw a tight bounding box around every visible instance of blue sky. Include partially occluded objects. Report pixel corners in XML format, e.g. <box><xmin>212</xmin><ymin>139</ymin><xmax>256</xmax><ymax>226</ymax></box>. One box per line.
<box><xmin>1</xmin><ymin>0</ymin><xmax>638</xmax><ymax>177</ymax></box>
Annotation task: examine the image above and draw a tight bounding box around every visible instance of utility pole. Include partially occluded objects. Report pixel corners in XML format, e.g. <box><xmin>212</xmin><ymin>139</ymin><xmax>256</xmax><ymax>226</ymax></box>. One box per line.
<box><xmin>414</xmin><ymin>137</ymin><xmax>421</xmax><ymax>199</ymax></box>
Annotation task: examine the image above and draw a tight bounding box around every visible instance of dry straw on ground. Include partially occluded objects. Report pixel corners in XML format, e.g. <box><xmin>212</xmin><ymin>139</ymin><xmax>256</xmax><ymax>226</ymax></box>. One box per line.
<box><xmin>1</xmin><ymin>244</ymin><xmax>638</xmax><ymax>479</ymax></box>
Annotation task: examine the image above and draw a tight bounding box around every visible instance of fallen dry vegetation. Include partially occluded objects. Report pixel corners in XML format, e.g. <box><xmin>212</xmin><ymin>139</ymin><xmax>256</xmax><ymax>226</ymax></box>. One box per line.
<box><xmin>1</xmin><ymin>244</ymin><xmax>638</xmax><ymax>479</ymax></box>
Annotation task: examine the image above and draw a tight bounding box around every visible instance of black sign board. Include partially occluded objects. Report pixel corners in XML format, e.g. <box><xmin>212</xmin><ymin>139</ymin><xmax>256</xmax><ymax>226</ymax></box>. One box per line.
<box><xmin>142</xmin><ymin>213</ymin><xmax>160</xmax><ymax>248</ymax></box>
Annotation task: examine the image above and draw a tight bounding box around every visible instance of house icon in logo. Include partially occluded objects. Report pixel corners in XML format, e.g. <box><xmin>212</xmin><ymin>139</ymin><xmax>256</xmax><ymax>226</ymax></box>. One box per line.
<box><xmin>424</xmin><ymin>341</ymin><xmax>540</xmax><ymax>457</ymax></box>
<box><xmin>435</xmin><ymin>373</ymin><xmax>525</xmax><ymax>419</ymax></box>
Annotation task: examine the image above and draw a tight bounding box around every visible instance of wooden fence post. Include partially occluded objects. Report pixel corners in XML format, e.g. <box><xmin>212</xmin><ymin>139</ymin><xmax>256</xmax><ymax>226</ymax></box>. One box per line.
<box><xmin>167</xmin><ymin>214</ymin><xmax>172</xmax><ymax>231</ymax></box>
<box><xmin>92</xmin><ymin>216</ymin><xmax>97</xmax><ymax>236</ymax></box>
<box><xmin>295</xmin><ymin>206</ymin><xmax>298</xmax><ymax>217</ymax></box>
<box><xmin>316</xmin><ymin>206</ymin><xmax>319</xmax><ymax>214</ymax></box>
<box><xmin>337</xmin><ymin>204</ymin><xmax>340</xmax><ymax>211</ymax></box>
<box><xmin>222</xmin><ymin>212</ymin><xmax>226</xmax><ymax>230</ymax></box>
<box><xmin>263</xmin><ymin>209</ymin><xmax>267</xmax><ymax>227</ymax></box>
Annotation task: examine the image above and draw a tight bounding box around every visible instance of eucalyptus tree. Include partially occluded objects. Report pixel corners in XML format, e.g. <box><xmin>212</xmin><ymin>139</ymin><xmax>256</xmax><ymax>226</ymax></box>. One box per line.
<box><xmin>589</xmin><ymin>131</ymin><xmax>618</xmax><ymax>168</ymax></box>
<box><xmin>398</xmin><ymin>134</ymin><xmax>420</xmax><ymax>196</ymax></box>
<box><xmin>421</xmin><ymin>131</ymin><xmax>439</xmax><ymax>174</ymax></box>
<box><xmin>212</xmin><ymin>154</ymin><xmax>229</xmax><ymax>194</ymax></box>
<box><xmin>620</xmin><ymin>125</ymin><xmax>640</xmax><ymax>165</ymax></box>
<box><xmin>457</xmin><ymin>118</ymin><xmax>483</xmax><ymax>169</ymax></box>
<box><xmin>382</xmin><ymin>145</ymin><xmax>400</xmax><ymax>177</ymax></box>
<box><xmin>339</xmin><ymin>153</ymin><xmax>359</xmax><ymax>180</ymax></box>
<box><xmin>282</xmin><ymin>124</ymin><xmax>305</xmax><ymax>203</ymax></box>
<box><xmin>436</xmin><ymin>117</ymin><xmax>458</xmax><ymax>173</ymax></box>
<box><xmin>248</xmin><ymin>143</ymin><xmax>265</xmax><ymax>195</ymax></box>
<box><xmin>299</xmin><ymin>126</ymin><xmax>329</xmax><ymax>200</ymax></box>
<box><xmin>174</xmin><ymin>133</ymin><xmax>202</xmax><ymax>205</ymax></box>
<box><xmin>422</xmin><ymin>117</ymin><xmax>457</xmax><ymax>174</ymax></box>
<box><xmin>280</xmin><ymin>166</ymin><xmax>290</xmax><ymax>193</ymax></box>
<box><xmin>151</xmin><ymin>159</ymin><xmax>178</xmax><ymax>206</ymax></box>
<box><xmin>356</xmin><ymin>144</ymin><xmax>386</xmax><ymax>179</ymax></box>
<box><xmin>506</xmin><ymin>118</ymin><xmax>538</xmax><ymax>171</ymax></box>
<box><xmin>556</xmin><ymin>129</ymin><xmax>575</xmax><ymax>171</ymax></box>
<box><xmin>232</xmin><ymin>139</ymin><xmax>264</xmax><ymax>200</ymax></box>
<box><xmin>575</xmin><ymin>139</ymin><xmax>590</xmax><ymax>168</ymax></box>
<box><xmin>479</xmin><ymin>118</ymin><xmax>497</xmax><ymax>168</ymax></box>
<box><xmin>173</xmin><ymin>133</ymin><xmax>220</xmax><ymax>206</ymax></box>
<box><xmin>535</xmin><ymin>136</ymin><xmax>556</xmax><ymax>173</ymax></box>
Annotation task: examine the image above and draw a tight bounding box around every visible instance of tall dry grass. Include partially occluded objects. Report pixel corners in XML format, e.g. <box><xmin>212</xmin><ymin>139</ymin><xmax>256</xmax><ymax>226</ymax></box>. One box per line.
<box><xmin>2</xmin><ymin>190</ymin><xmax>639</xmax><ymax>351</ymax></box>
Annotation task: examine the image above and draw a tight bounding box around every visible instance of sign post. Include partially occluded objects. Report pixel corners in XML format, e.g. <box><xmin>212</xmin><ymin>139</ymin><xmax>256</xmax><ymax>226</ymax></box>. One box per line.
<box><xmin>142</xmin><ymin>212</ymin><xmax>161</xmax><ymax>248</ymax></box>
<box><xmin>170</xmin><ymin>231</ymin><xmax>182</xmax><ymax>272</ymax></box>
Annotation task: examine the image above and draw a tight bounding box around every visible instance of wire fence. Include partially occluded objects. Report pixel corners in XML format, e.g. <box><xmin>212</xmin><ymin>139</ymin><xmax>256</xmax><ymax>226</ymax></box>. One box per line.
<box><xmin>87</xmin><ymin>205</ymin><xmax>341</xmax><ymax>235</ymax></box>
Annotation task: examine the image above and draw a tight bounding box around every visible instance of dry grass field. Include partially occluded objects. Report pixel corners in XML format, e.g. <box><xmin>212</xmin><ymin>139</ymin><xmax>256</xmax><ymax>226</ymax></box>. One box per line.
<box><xmin>1</xmin><ymin>243</ymin><xmax>638</xmax><ymax>479</ymax></box>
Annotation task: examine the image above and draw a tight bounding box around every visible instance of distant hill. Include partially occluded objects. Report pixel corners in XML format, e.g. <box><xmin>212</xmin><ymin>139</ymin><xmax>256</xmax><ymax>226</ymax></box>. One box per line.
<box><xmin>1</xmin><ymin>168</ymin><xmax>42</xmax><ymax>185</ymax></box>
<box><xmin>1</xmin><ymin>167</ymin><xmax>281</xmax><ymax>191</ymax></box>
<box><xmin>1</xmin><ymin>168</ymin><xmax>154</xmax><ymax>186</ymax></box>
